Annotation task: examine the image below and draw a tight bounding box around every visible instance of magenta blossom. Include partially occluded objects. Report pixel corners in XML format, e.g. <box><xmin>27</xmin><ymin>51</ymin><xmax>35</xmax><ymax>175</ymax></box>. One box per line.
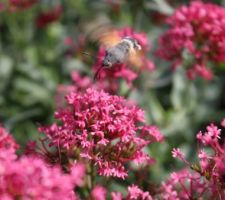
<box><xmin>91</xmin><ymin>185</ymin><xmax>107</xmax><ymax>200</ymax></box>
<box><xmin>0</xmin><ymin>156</ymin><xmax>84</xmax><ymax>200</ymax></box>
<box><xmin>157</xmin><ymin>1</ymin><xmax>225</xmax><ymax>80</ymax></box>
<box><xmin>39</xmin><ymin>88</ymin><xmax>163</xmax><ymax>179</ymax></box>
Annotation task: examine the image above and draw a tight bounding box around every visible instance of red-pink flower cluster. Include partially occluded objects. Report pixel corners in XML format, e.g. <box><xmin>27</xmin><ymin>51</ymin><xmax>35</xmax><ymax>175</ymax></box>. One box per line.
<box><xmin>36</xmin><ymin>5</ymin><xmax>62</xmax><ymax>28</ymax></box>
<box><xmin>0</xmin><ymin>156</ymin><xmax>82</xmax><ymax>200</ymax></box>
<box><xmin>40</xmin><ymin>88</ymin><xmax>163</xmax><ymax>179</ymax></box>
<box><xmin>157</xmin><ymin>1</ymin><xmax>225</xmax><ymax>80</ymax></box>
<box><xmin>0</xmin><ymin>126</ymin><xmax>86</xmax><ymax>200</ymax></box>
<box><xmin>162</xmin><ymin>122</ymin><xmax>225</xmax><ymax>199</ymax></box>
<box><xmin>94</xmin><ymin>27</ymin><xmax>155</xmax><ymax>84</ymax></box>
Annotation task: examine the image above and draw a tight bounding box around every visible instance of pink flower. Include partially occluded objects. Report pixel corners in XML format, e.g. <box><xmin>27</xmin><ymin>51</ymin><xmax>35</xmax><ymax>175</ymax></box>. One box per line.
<box><xmin>221</xmin><ymin>118</ymin><xmax>225</xmax><ymax>128</ymax></box>
<box><xmin>171</xmin><ymin>148</ymin><xmax>186</xmax><ymax>162</ymax></box>
<box><xmin>128</xmin><ymin>185</ymin><xmax>152</xmax><ymax>200</ymax></box>
<box><xmin>39</xmin><ymin>88</ymin><xmax>163</xmax><ymax>178</ymax></box>
<box><xmin>157</xmin><ymin>2</ymin><xmax>225</xmax><ymax>80</ymax></box>
<box><xmin>111</xmin><ymin>192</ymin><xmax>123</xmax><ymax>200</ymax></box>
<box><xmin>70</xmin><ymin>162</ymin><xmax>86</xmax><ymax>187</ymax></box>
<box><xmin>197</xmin><ymin>123</ymin><xmax>221</xmax><ymax>145</ymax></box>
<box><xmin>0</xmin><ymin>156</ymin><xmax>78</xmax><ymax>200</ymax></box>
<box><xmin>91</xmin><ymin>185</ymin><xmax>107</xmax><ymax>200</ymax></box>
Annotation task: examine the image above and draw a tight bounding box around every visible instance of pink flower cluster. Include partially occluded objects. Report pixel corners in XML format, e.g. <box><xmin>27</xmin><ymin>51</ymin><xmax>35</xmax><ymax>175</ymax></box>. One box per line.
<box><xmin>157</xmin><ymin>1</ymin><xmax>225</xmax><ymax>80</ymax></box>
<box><xmin>0</xmin><ymin>157</ymin><xmax>79</xmax><ymax>200</ymax></box>
<box><xmin>162</xmin><ymin>121</ymin><xmax>225</xmax><ymax>199</ymax></box>
<box><xmin>0</xmin><ymin>126</ymin><xmax>85</xmax><ymax>200</ymax></box>
<box><xmin>40</xmin><ymin>88</ymin><xmax>163</xmax><ymax>179</ymax></box>
<box><xmin>94</xmin><ymin>27</ymin><xmax>155</xmax><ymax>84</ymax></box>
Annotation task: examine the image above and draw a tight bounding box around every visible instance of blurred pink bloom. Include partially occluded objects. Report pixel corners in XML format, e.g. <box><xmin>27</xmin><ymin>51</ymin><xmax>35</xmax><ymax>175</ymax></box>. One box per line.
<box><xmin>0</xmin><ymin>156</ymin><xmax>78</xmax><ymax>200</ymax></box>
<box><xmin>36</xmin><ymin>5</ymin><xmax>62</xmax><ymax>28</ymax></box>
<box><xmin>91</xmin><ymin>185</ymin><xmax>107</xmax><ymax>200</ymax></box>
<box><xmin>70</xmin><ymin>162</ymin><xmax>86</xmax><ymax>187</ymax></box>
<box><xmin>157</xmin><ymin>1</ymin><xmax>225</xmax><ymax>80</ymax></box>
<box><xmin>221</xmin><ymin>118</ymin><xmax>225</xmax><ymax>128</ymax></box>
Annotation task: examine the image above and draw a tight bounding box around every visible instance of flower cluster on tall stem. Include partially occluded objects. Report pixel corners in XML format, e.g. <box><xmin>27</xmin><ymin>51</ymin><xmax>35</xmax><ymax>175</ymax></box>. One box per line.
<box><xmin>157</xmin><ymin>1</ymin><xmax>225</xmax><ymax>80</ymax></box>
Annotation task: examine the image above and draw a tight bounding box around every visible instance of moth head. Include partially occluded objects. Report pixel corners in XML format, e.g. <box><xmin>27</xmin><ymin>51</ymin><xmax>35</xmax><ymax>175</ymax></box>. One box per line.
<box><xmin>123</xmin><ymin>37</ymin><xmax>142</xmax><ymax>50</ymax></box>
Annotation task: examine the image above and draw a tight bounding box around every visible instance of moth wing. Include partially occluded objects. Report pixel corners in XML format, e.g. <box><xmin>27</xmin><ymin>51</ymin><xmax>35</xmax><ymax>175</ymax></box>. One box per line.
<box><xmin>127</xmin><ymin>49</ymin><xmax>143</xmax><ymax>69</ymax></box>
<box><xmin>81</xmin><ymin>15</ymin><xmax>120</xmax><ymax>48</ymax></box>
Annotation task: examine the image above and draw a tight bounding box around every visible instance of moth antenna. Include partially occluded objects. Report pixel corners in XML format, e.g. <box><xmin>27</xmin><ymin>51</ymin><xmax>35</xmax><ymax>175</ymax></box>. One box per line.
<box><xmin>82</xmin><ymin>52</ymin><xmax>102</xmax><ymax>61</ymax></box>
<box><xmin>82</xmin><ymin>52</ymin><xmax>94</xmax><ymax>58</ymax></box>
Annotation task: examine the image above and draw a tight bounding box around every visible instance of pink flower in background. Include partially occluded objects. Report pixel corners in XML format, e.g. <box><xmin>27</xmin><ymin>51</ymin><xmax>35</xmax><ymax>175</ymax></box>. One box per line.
<box><xmin>221</xmin><ymin>118</ymin><xmax>225</xmax><ymax>128</ymax></box>
<box><xmin>40</xmin><ymin>88</ymin><xmax>163</xmax><ymax>179</ymax></box>
<box><xmin>0</xmin><ymin>156</ymin><xmax>80</xmax><ymax>200</ymax></box>
<box><xmin>91</xmin><ymin>185</ymin><xmax>107</xmax><ymax>200</ymax></box>
<box><xmin>36</xmin><ymin>5</ymin><xmax>62</xmax><ymax>28</ymax></box>
<box><xmin>157</xmin><ymin>1</ymin><xmax>225</xmax><ymax>80</ymax></box>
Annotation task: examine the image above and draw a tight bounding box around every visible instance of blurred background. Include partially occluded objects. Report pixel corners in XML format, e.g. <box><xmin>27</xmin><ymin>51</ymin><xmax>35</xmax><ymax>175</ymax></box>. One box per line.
<box><xmin>1</xmin><ymin>0</ymin><xmax>225</xmax><ymax>183</ymax></box>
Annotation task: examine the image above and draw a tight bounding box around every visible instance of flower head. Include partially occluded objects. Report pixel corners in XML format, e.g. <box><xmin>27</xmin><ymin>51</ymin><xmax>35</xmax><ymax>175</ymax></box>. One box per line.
<box><xmin>157</xmin><ymin>1</ymin><xmax>225</xmax><ymax>80</ymax></box>
<box><xmin>40</xmin><ymin>88</ymin><xmax>163</xmax><ymax>179</ymax></box>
